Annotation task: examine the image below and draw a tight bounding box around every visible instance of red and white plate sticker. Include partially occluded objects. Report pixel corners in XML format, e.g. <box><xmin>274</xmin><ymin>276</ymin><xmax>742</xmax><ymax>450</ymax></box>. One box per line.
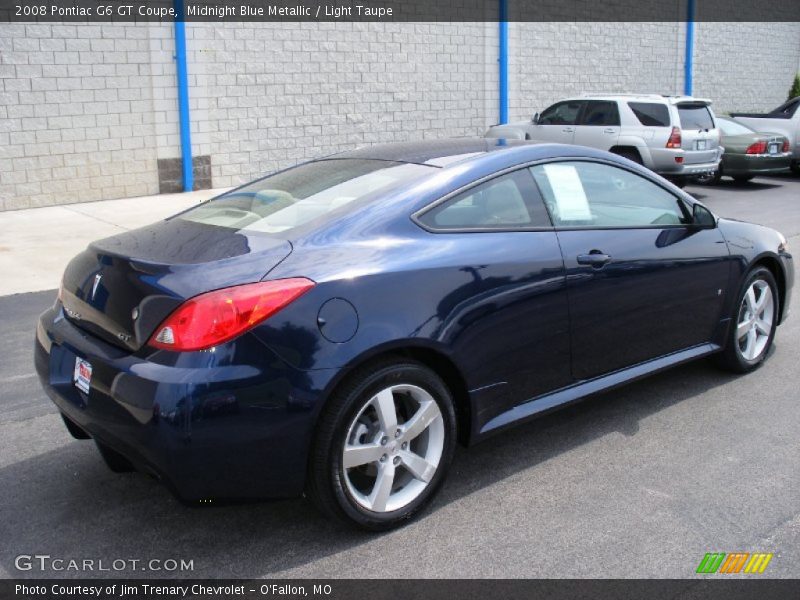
<box><xmin>73</xmin><ymin>357</ymin><xmax>92</xmax><ymax>394</ymax></box>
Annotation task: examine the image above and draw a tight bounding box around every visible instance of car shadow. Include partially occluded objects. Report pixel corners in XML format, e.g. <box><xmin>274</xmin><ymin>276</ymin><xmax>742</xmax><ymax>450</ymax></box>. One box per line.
<box><xmin>687</xmin><ymin>180</ymin><xmax>783</xmax><ymax>196</ymax></box>
<box><xmin>0</xmin><ymin>355</ymin><xmax>743</xmax><ymax>579</ymax></box>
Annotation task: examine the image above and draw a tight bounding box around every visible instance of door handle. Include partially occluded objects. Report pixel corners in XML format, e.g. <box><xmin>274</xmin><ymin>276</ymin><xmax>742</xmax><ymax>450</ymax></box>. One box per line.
<box><xmin>577</xmin><ymin>252</ymin><xmax>612</xmax><ymax>267</ymax></box>
<box><xmin>562</xmin><ymin>127</ymin><xmax>575</xmax><ymax>133</ymax></box>
<box><xmin>603</xmin><ymin>128</ymin><xmax>616</xmax><ymax>134</ymax></box>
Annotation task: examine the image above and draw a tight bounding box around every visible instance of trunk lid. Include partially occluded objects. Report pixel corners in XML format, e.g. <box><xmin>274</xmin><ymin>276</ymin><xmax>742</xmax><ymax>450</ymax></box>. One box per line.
<box><xmin>60</xmin><ymin>218</ymin><xmax>292</xmax><ymax>352</ymax></box>
<box><xmin>676</xmin><ymin>102</ymin><xmax>721</xmax><ymax>164</ymax></box>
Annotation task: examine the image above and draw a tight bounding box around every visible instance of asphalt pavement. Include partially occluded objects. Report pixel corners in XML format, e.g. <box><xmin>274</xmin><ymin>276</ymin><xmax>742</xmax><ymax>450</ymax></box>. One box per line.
<box><xmin>1</xmin><ymin>175</ymin><xmax>799</xmax><ymax>579</ymax></box>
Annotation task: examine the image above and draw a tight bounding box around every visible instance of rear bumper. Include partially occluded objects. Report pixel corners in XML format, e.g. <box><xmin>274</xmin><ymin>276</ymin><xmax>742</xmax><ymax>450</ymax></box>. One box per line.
<box><xmin>722</xmin><ymin>153</ymin><xmax>792</xmax><ymax>176</ymax></box>
<box><xmin>35</xmin><ymin>304</ymin><xmax>336</xmax><ymax>502</ymax></box>
<box><xmin>649</xmin><ymin>147</ymin><xmax>722</xmax><ymax>175</ymax></box>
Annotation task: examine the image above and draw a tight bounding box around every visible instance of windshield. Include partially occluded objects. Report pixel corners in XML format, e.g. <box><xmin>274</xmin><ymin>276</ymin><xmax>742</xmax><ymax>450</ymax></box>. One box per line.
<box><xmin>718</xmin><ymin>118</ymin><xmax>754</xmax><ymax>136</ymax></box>
<box><xmin>178</xmin><ymin>159</ymin><xmax>435</xmax><ymax>233</ymax></box>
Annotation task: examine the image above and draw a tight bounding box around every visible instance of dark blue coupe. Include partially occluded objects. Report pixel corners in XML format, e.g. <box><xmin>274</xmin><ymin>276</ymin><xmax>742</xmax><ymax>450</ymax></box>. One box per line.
<box><xmin>35</xmin><ymin>139</ymin><xmax>793</xmax><ymax>529</ymax></box>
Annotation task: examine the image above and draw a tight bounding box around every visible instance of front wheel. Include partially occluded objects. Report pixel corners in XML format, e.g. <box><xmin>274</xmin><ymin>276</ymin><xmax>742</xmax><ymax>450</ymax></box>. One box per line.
<box><xmin>714</xmin><ymin>267</ymin><xmax>779</xmax><ymax>373</ymax></box>
<box><xmin>307</xmin><ymin>359</ymin><xmax>456</xmax><ymax>530</ymax></box>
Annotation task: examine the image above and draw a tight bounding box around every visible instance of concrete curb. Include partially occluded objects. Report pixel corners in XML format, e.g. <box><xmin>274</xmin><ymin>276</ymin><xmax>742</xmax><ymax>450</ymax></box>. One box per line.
<box><xmin>0</xmin><ymin>188</ymin><xmax>228</xmax><ymax>297</ymax></box>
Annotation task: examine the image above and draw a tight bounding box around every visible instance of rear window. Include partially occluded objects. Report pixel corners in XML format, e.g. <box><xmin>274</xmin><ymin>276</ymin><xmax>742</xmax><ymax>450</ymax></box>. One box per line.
<box><xmin>677</xmin><ymin>104</ymin><xmax>715</xmax><ymax>130</ymax></box>
<box><xmin>178</xmin><ymin>159</ymin><xmax>435</xmax><ymax>233</ymax></box>
<box><xmin>718</xmin><ymin>118</ymin><xmax>754</xmax><ymax>136</ymax></box>
<box><xmin>628</xmin><ymin>102</ymin><xmax>671</xmax><ymax>127</ymax></box>
<box><xmin>768</xmin><ymin>99</ymin><xmax>799</xmax><ymax>119</ymax></box>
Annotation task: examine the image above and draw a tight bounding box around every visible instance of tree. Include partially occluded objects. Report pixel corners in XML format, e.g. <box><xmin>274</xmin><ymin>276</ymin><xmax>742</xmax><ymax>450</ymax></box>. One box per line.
<box><xmin>789</xmin><ymin>73</ymin><xmax>800</xmax><ymax>100</ymax></box>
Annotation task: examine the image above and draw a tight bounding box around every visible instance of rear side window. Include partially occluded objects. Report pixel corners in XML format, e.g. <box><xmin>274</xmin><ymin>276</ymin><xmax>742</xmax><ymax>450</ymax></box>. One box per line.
<box><xmin>628</xmin><ymin>102</ymin><xmax>671</xmax><ymax>127</ymax></box>
<box><xmin>539</xmin><ymin>101</ymin><xmax>583</xmax><ymax>126</ymax></box>
<box><xmin>677</xmin><ymin>104</ymin><xmax>715</xmax><ymax>130</ymax></box>
<box><xmin>581</xmin><ymin>101</ymin><xmax>620</xmax><ymax>126</ymax></box>
<box><xmin>417</xmin><ymin>170</ymin><xmax>551</xmax><ymax>230</ymax></box>
<box><xmin>178</xmin><ymin>159</ymin><xmax>435</xmax><ymax>233</ymax></box>
<box><xmin>768</xmin><ymin>99</ymin><xmax>799</xmax><ymax>119</ymax></box>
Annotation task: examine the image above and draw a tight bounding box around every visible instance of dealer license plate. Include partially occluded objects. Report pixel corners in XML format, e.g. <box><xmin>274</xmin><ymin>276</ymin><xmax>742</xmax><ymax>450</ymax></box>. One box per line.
<box><xmin>73</xmin><ymin>357</ymin><xmax>92</xmax><ymax>394</ymax></box>
<box><xmin>696</xmin><ymin>140</ymin><xmax>707</xmax><ymax>150</ymax></box>
<box><xmin>768</xmin><ymin>143</ymin><xmax>779</xmax><ymax>154</ymax></box>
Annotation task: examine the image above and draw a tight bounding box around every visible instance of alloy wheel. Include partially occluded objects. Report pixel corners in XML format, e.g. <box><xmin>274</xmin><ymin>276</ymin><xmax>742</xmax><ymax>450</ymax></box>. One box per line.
<box><xmin>736</xmin><ymin>279</ymin><xmax>774</xmax><ymax>361</ymax></box>
<box><xmin>342</xmin><ymin>384</ymin><xmax>445</xmax><ymax>513</ymax></box>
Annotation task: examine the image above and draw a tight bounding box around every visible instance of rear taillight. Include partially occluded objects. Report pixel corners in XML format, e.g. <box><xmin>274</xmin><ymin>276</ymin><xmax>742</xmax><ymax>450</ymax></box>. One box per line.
<box><xmin>666</xmin><ymin>127</ymin><xmax>682</xmax><ymax>149</ymax></box>
<box><xmin>782</xmin><ymin>139</ymin><xmax>790</xmax><ymax>153</ymax></box>
<box><xmin>148</xmin><ymin>278</ymin><xmax>315</xmax><ymax>351</ymax></box>
<box><xmin>746</xmin><ymin>140</ymin><xmax>767</xmax><ymax>155</ymax></box>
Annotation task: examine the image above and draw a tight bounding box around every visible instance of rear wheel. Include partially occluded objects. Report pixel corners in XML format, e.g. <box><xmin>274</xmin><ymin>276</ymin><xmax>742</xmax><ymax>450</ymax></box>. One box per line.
<box><xmin>665</xmin><ymin>175</ymin><xmax>688</xmax><ymax>189</ymax></box>
<box><xmin>791</xmin><ymin>160</ymin><xmax>800</xmax><ymax>176</ymax></box>
<box><xmin>733</xmin><ymin>175</ymin><xmax>755</xmax><ymax>184</ymax></box>
<box><xmin>694</xmin><ymin>166</ymin><xmax>723</xmax><ymax>185</ymax></box>
<box><xmin>714</xmin><ymin>267</ymin><xmax>778</xmax><ymax>373</ymax></box>
<box><xmin>307</xmin><ymin>359</ymin><xmax>456</xmax><ymax>530</ymax></box>
<box><xmin>612</xmin><ymin>149</ymin><xmax>642</xmax><ymax>165</ymax></box>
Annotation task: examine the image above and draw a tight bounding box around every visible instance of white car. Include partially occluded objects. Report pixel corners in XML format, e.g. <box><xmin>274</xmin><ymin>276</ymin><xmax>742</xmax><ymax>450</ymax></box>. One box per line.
<box><xmin>486</xmin><ymin>94</ymin><xmax>723</xmax><ymax>187</ymax></box>
<box><xmin>731</xmin><ymin>97</ymin><xmax>800</xmax><ymax>175</ymax></box>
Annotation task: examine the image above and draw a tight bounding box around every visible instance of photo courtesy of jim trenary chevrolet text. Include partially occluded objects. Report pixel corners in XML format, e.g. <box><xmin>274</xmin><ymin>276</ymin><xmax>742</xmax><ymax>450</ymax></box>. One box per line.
<box><xmin>0</xmin><ymin>0</ymin><xmax>799</xmax><ymax>598</ymax></box>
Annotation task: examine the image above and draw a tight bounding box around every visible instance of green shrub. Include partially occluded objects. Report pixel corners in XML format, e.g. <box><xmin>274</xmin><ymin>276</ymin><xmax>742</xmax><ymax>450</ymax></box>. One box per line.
<box><xmin>789</xmin><ymin>73</ymin><xmax>800</xmax><ymax>100</ymax></box>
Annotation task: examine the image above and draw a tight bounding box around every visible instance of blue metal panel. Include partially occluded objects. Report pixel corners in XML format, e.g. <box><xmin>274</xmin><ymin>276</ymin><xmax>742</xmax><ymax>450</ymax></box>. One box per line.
<box><xmin>499</xmin><ymin>0</ymin><xmax>509</xmax><ymax>124</ymax></box>
<box><xmin>684</xmin><ymin>0</ymin><xmax>695</xmax><ymax>96</ymax></box>
<box><xmin>173</xmin><ymin>0</ymin><xmax>194</xmax><ymax>192</ymax></box>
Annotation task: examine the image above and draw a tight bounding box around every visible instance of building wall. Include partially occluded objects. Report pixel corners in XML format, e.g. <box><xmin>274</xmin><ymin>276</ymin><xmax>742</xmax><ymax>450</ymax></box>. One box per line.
<box><xmin>693</xmin><ymin>22</ymin><xmax>800</xmax><ymax>113</ymax></box>
<box><xmin>0</xmin><ymin>23</ymin><xmax>172</xmax><ymax>210</ymax></box>
<box><xmin>509</xmin><ymin>22</ymin><xmax>685</xmax><ymax>122</ymax></box>
<box><xmin>187</xmin><ymin>22</ymin><xmax>495</xmax><ymax>189</ymax></box>
<box><xmin>1</xmin><ymin>18</ymin><xmax>799</xmax><ymax>211</ymax></box>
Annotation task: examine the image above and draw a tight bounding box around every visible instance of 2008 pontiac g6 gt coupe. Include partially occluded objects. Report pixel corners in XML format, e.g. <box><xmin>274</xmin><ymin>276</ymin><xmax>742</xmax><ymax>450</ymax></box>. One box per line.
<box><xmin>36</xmin><ymin>139</ymin><xmax>793</xmax><ymax>529</ymax></box>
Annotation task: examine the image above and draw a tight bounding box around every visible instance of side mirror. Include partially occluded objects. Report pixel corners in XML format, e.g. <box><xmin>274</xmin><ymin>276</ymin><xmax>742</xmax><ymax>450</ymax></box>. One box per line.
<box><xmin>692</xmin><ymin>203</ymin><xmax>716</xmax><ymax>228</ymax></box>
<box><xmin>532</xmin><ymin>112</ymin><xmax>540</xmax><ymax>124</ymax></box>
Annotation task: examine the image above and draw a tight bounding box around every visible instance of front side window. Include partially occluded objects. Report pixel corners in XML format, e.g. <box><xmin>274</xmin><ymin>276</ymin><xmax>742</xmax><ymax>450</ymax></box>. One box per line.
<box><xmin>530</xmin><ymin>161</ymin><xmax>690</xmax><ymax>228</ymax></box>
<box><xmin>417</xmin><ymin>170</ymin><xmax>550</xmax><ymax>230</ymax></box>
<box><xmin>178</xmin><ymin>159</ymin><xmax>435</xmax><ymax>233</ymax></box>
<box><xmin>580</xmin><ymin>101</ymin><xmax>620</xmax><ymax>126</ymax></box>
<box><xmin>539</xmin><ymin>101</ymin><xmax>583</xmax><ymax>126</ymax></box>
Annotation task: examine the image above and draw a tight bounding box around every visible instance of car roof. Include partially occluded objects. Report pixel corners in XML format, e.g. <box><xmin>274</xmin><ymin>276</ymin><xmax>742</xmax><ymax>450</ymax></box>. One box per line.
<box><xmin>572</xmin><ymin>94</ymin><xmax>712</xmax><ymax>105</ymax></box>
<box><xmin>318</xmin><ymin>138</ymin><xmax>542</xmax><ymax>168</ymax></box>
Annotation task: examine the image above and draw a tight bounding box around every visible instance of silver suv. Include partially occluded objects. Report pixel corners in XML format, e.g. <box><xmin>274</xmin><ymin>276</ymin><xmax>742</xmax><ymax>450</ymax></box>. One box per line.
<box><xmin>485</xmin><ymin>94</ymin><xmax>723</xmax><ymax>187</ymax></box>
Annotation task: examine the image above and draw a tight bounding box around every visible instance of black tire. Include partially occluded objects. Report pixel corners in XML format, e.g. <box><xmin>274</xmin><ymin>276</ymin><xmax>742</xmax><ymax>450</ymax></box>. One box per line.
<box><xmin>693</xmin><ymin>170</ymin><xmax>722</xmax><ymax>185</ymax></box>
<box><xmin>733</xmin><ymin>175</ymin><xmax>755</xmax><ymax>184</ymax></box>
<box><xmin>790</xmin><ymin>160</ymin><xmax>800</xmax><ymax>176</ymax></box>
<box><xmin>713</xmin><ymin>267</ymin><xmax>779</xmax><ymax>373</ymax></box>
<box><xmin>667</xmin><ymin>176</ymin><xmax>688</xmax><ymax>189</ymax></box>
<box><xmin>95</xmin><ymin>441</ymin><xmax>135</xmax><ymax>473</ymax></box>
<box><xmin>306</xmin><ymin>358</ymin><xmax>457</xmax><ymax>531</ymax></box>
<box><xmin>613</xmin><ymin>149</ymin><xmax>642</xmax><ymax>165</ymax></box>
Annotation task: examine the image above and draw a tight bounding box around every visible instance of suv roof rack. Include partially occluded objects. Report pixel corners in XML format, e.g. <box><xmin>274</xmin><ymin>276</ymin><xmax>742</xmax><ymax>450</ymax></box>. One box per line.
<box><xmin>577</xmin><ymin>93</ymin><xmax>712</xmax><ymax>105</ymax></box>
<box><xmin>579</xmin><ymin>93</ymin><xmax>664</xmax><ymax>98</ymax></box>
